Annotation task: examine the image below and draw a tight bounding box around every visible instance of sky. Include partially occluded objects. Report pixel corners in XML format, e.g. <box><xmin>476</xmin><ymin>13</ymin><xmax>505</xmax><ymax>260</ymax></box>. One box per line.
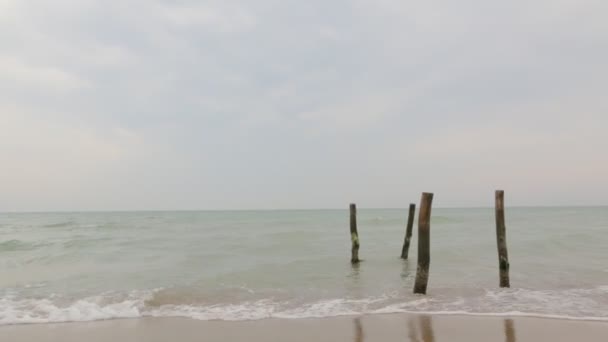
<box><xmin>1</xmin><ymin>0</ymin><xmax>607</xmax><ymax>211</ymax></box>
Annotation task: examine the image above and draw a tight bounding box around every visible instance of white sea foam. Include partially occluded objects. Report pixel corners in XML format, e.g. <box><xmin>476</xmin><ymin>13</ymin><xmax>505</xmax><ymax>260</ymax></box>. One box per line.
<box><xmin>1</xmin><ymin>288</ymin><xmax>607</xmax><ymax>325</ymax></box>
<box><xmin>0</xmin><ymin>297</ymin><xmax>143</xmax><ymax>325</ymax></box>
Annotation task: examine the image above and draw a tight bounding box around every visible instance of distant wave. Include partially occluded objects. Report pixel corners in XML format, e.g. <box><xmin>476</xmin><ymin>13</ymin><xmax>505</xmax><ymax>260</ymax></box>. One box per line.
<box><xmin>0</xmin><ymin>240</ymin><xmax>48</xmax><ymax>252</ymax></box>
<box><xmin>43</xmin><ymin>221</ymin><xmax>76</xmax><ymax>228</ymax></box>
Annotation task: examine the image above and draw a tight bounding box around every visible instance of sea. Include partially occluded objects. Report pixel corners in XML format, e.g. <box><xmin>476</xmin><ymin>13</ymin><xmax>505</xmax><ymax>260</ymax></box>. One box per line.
<box><xmin>1</xmin><ymin>207</ymin><xmax>607</xmax><ymax>325</ymax></box>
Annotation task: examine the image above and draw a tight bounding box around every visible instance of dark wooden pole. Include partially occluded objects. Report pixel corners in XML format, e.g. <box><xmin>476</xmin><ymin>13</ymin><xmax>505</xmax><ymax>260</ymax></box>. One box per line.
<box><xmin>350</xmin><ymin>203</ymin><xmax>360</xmax><ymax>264</ymax></box>
<box><xmin>413</xmin><ymin>192</ymin><xmax>433</xmax><ymax>294</ymax></box>
<box><xmin>401</xmin><ymin>203</ymin><xmax>416</xmax><ymax>259</ymax></box>
<box><xmin>495</xmin><ymin>190</ymin><xmax>510</xmax><ymax>288</ymax></box>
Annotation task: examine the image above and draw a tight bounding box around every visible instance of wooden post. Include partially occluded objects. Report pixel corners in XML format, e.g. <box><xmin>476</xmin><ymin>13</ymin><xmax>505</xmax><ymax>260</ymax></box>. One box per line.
<box><xmin>350</xmin><ymin>203</ymin><xmax>360</xmax><ymax>264</ymax></box>
<box><xmin>495</xmin><ymin>190</ymin><xmax>510</xmax><ymax>288</ymax></box>
<box><xmin>401</xmin><ymin>203</ymin><xmax>416</xmax><ymax>259</ymax></box>
<box><xmin>413</xmin><ymin>192</ymin><xmax>433</xmax><ymax>294</ymax></box>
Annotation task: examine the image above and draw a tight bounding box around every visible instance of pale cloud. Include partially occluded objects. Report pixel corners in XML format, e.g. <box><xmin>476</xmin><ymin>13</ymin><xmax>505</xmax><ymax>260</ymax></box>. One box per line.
<box><xmin>0</xmin><ymin>0</ymin><xmax>607</xmax><ymax>211</ymax></box>
<box><xmin>160</xmin><ymin>2</ymin><xmax>256</xmax><ymax>33</ymax></box>
<box><xmin>0</xmin><ymin>107</ymin><xmax>142</xmax><ymax>167</ymax></box>
<box><xmin>0</xmin><ymin>106</ymin><xmax>146</xmax><ymax>209</ymax></box>
<box><xmin>298</xmin><ymin>91</ymin><xmax>405</xmax><ymax>129</ymax></box>
<box><xmin>0</xmin><ymin>56</ymin><xmax>87</xmax><ymax>91</ymax></box>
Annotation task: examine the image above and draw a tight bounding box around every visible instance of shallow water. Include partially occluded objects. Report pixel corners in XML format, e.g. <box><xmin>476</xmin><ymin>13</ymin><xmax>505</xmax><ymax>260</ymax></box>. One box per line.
<box><xmin>1</xmin><ymin>208</ymin><xmax>607</xmax><ymax>324</ymax></box>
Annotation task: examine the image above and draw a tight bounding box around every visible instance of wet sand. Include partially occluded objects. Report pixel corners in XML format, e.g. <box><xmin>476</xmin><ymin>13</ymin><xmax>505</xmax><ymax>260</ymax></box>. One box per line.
<box><xmin>1</xmin><ymin>314</ymin><xmax>607</xmax><ymax>342</ymax></box>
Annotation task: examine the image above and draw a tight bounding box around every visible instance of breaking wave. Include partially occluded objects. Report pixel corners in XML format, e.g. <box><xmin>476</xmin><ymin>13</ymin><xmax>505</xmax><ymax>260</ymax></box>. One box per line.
<box><xmin>1</xmin><ymin>286</ymin><xmax>607</xmax><ymax>325</ymax></box>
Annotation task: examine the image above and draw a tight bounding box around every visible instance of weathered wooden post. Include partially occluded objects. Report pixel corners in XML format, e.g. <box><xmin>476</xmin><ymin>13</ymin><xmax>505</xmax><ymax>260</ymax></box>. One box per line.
<box><xmin>350</xmin><ymin>203</ymin><xmax>360</xmax><ymax>264</ymax></box>
<box><xmin>495</xmin><ymin>190</ymin><xmax>510</xmax><ymax>287</ymax></box>
<box><xmin>413</xmin><ymin>192</ymin><xmax>433</xmax><ymax>294</ymax></box>
<box><xmin>401</xmin><ymin>203</ymin><xmax>416</xmax><ymax>259</ymax></box>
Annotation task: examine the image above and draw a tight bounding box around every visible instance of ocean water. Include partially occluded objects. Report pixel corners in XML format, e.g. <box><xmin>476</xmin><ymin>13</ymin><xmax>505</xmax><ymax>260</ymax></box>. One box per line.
<box><xmin>1</xmin><ymin>207</ymin><xmax>607</xmax><ymax>325</ymax></box>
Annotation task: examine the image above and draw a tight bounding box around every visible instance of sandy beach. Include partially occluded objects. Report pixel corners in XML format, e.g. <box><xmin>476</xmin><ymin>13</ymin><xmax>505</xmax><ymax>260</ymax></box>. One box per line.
<box><xmin>2</xmin><ymin>314</ymin><xmax>607</xmax><ymax>342</ymax></box>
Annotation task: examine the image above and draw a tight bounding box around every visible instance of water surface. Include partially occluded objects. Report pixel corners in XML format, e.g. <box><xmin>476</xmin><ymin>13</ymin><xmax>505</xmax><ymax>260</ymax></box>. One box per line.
<box><xmin>1</xmin><ymin>208</ymin><xmax>607</xmax><ymax>324</ymax></box>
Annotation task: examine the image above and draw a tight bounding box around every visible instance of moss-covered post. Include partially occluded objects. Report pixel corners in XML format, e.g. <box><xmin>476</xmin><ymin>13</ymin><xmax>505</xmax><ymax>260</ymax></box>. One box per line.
<box><xmin>350</xmin><ymin>203</ymin><xmax>360</xmax><ymax>264</ymax></box>
<box><xmin>401</xmin><ymin>203</ymin><xmax>416</xmax><ymax>259</ymax></box>
<box><xmin>413</xmin><ymin>193</ymin><xmax>433</xmax><ymax>294</ymax></box>
<box><xmin>495</xmin><ymin>190</ymin><xmax>510</xmax><ymax>288</ymax></box>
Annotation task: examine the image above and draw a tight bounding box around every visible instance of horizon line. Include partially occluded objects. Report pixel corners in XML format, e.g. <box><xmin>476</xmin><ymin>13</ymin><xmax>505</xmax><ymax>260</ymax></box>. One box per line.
<box><xmin>2</xmin><ymin>204</ymin><xmax>607</xmax><ymax>214</ymax></box>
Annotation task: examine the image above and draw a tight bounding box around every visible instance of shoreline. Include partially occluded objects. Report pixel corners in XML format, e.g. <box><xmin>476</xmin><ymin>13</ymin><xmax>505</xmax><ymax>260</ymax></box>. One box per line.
<box><xmin>2</xmin><ymin>310</ymin><xmax>608</xmax><ymax>327</ymax></box>
<box><xmin>2</xmin><ymin>313</ymin><xmax>608</xmax><ymax>342</ymax></box>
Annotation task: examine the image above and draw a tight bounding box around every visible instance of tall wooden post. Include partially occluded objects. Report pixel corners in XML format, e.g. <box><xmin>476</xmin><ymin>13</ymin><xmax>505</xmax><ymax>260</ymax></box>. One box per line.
<box><xmin>495</xmin><ymin>190</ymin><xmax>510</xmax><ymax>287</ymax></box>
<box><xmin>401</xmin><ymin>203</ymin><xmax>416</xmax><ymax>259</ymax></box>
<box><xmin>413</xmin><ymin>192</ymin><xmax>433</xmax><ymax>294</ymax></box>
<box><xmin>350</xmin><ymin>203</ymin><xmax>360</xmax><ymax>264</ymax></box>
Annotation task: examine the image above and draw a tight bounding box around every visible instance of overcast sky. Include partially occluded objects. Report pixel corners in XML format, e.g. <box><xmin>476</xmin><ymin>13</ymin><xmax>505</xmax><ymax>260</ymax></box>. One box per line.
<box><xmin>1</xmin><ymin>0</ymin><xmax>607</xmax><ymax>211</ymax></box>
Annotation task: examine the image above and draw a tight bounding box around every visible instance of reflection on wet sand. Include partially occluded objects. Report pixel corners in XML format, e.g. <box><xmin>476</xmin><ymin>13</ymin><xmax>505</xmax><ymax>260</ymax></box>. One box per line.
<box><xmin>504</xmin><ymin>319</ymin><xmax>516</xmax><ymax>342</ymax></box>
<box><xmin>407</xmin><ymin>317</ymin><xmax>419</xmax><ymax>342</ymax></box>
<box><xmin>354</xmin><ymin>317</ymin><xmax>364</xmax><ymax>342</ymax></box>
<box><xmin>420</xmin><ymin>316</ymin><xmax>435</xmax><ymax>342</ymax></box>
<box><xmin>407</xmin><ymin>315</ymin><xmax>435</xmax><ymax>342</ymax></box>
<box><xmin>405</xmin><ymin>316</ymin><xmax>517</xmax><ymax>342</ymax></box>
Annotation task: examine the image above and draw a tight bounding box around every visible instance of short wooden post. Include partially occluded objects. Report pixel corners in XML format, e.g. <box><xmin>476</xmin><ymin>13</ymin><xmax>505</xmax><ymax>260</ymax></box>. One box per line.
<box><xmin>413</xmin><ymin>192</ymin><xmax>433</xmax><ymax>294</ymax></box>
<box><xmin>495</xmin><ymin>190</ymin><xmax>510</xmax><ymax>288</ymax></box>
<box><xmin>401</xmin><ymin>203</ymin><xmax>416</xmax><ymax>259</ymax></box>
<box><xmin>350</xmin><ymin>203</ymin><xmax>360</xmax><ymax>264</ymax></box>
